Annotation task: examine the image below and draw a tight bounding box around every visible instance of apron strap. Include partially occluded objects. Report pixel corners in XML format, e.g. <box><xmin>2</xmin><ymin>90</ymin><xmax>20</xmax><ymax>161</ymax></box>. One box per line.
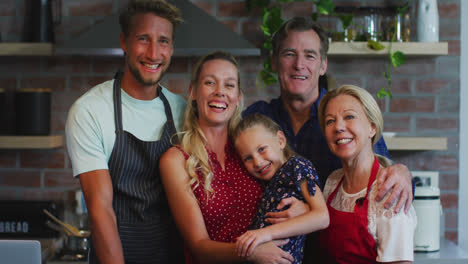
<box><xmin>327</xmin><ymin>156</ymin><xmax>380</xmax><ymax>204</ymax></box>
<box><xmin>158</xmin><ymin>86</ymin><xmax>180</xmax><ymax>145</ymax></box>
<box><xmin>365</xmin><ymin>156</ymin><xmax>379</xmax><ymax>199</ymax></box>
<box><xmin>113</xmin><ymin>71</ymin><xmax>124</xmax><ymax>132</ymax></box>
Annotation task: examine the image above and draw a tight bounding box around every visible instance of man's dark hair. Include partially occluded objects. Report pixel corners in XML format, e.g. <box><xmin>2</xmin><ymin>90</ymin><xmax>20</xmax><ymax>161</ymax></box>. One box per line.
<box><xmin>272</xmin><ymin>16</ymin><xmax>329</xmax><ymax>61</ymax></box>
<box><xmin>119</xmin><ymin>0</ymin><xmax>183</xmax><ymax>39</ymax></box>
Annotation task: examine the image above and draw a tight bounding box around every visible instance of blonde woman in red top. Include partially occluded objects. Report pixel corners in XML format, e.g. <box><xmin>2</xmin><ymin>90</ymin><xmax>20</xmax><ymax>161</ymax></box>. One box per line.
<box><xmin>160</xmin><ymin>51</ymin><xmax>297</xmax><ymax>264</ymax></box>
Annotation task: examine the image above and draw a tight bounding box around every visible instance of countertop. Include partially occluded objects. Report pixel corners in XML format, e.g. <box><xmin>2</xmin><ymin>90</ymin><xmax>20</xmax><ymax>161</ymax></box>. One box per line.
<box><xmin>44</xmin><ymin>239</ymin><xmax>468</xmax><ymax>264</ymax></box>
<box><xmin>414</xmin><ymin>239</ymin><xmax>468</xmax><ymax>264</ymax></box>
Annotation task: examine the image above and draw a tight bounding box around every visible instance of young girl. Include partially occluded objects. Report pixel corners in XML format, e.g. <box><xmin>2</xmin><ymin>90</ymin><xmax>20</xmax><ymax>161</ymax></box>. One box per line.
<box><xmin>233</xmin><ymin>113</ymin><xmax>329</xmax><ymax>264</ymax></box>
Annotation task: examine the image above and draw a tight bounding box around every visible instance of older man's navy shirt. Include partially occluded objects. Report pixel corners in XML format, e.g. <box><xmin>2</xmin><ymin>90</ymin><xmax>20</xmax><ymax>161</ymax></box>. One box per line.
<box><xmin>243</xmin><ymin>87</ymin><xmax>390</xmax><ymax>187</ymax></box>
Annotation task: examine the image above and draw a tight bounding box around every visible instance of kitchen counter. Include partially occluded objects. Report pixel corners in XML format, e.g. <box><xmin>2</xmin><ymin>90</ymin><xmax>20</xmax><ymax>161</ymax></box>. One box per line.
<box><xmin>45</xmin><ymin>239</ymin><xmax>468</xmax><ymax>264</ymax></box>
<box><xmin>415</xmin><ymin>239</ymin><xmax>468</xmax><ymax>264</ymax></box>
<box><xmin>46</xmin><ymin>261</ymin><xmax>86</xmax><ymax>264</ymax></box>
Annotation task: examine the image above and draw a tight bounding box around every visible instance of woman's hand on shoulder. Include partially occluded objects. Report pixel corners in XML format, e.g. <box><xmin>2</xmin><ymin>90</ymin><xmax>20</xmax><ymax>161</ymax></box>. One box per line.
<box><xmin>247</xmin><ymin>240</ymin><xmax>293</xmax><ymax>264</ymax></box>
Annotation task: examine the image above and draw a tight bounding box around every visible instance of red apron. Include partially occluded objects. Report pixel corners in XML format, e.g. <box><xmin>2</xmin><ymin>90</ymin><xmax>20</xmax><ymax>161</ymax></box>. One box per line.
<box><xmin>318</xmin><ymin>157</ymin><xmax>379</xmax><ymax>264</ymax></box>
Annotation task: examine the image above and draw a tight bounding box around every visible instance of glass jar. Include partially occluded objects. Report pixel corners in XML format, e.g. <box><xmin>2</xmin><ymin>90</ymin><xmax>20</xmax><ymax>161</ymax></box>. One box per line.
<box><xmin>382</xmin><ymin>7</ymin><xmax>411</xmax><ymax>42</ymax></box>
<box><xmin>333</xmin><ymin>7</ymin><xmax>358</xmax><ymax>42</ymax></box>
<box><xmin>363</xmin><ymin>7</ymin><xmax>382</xmax><ymax>41</ymax></box>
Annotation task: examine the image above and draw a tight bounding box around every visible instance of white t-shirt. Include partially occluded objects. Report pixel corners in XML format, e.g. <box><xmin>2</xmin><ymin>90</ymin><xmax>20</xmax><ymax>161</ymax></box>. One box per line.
<box><xmin>65</xmin><ymin>79</ymin><xmax>186</xmax><ymax>177</ymax></box>
<box><xmin>323</xmin><ymin>168</ymin><xmax>417</xmax><ymax>263</ymax></box>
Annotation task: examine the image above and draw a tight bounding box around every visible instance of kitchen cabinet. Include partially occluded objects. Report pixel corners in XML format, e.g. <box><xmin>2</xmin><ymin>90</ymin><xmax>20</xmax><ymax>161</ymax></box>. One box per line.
<box><xmin>0</xmin><ymin>43</ymin><xmax>54</xmax><ymax>56</ymax></box>
<box><xmin>0</xmin><ymin>135</ymin><xmax>63</xmax><ymax>149</ymax></box>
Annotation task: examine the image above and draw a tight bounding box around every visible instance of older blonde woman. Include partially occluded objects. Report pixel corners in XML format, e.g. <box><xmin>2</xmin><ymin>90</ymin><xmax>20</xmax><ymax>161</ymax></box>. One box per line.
<box><xmin>160</xmin><ymin>51</ymin><xmax>295</xmax><ymax>264</ymax></box>
<box><xmin>317</xmin><ymin>85</ymin><xmax>417</xmax><ymax>264</ymax></box>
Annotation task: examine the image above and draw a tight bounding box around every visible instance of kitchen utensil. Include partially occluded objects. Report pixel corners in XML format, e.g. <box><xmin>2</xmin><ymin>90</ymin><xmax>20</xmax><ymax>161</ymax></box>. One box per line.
<box><xmin>414</xmin><ymin>186</ymin><xmax>441</xmax><ymax>252</ymax></box>
<box><xmin>15</xmin><ymin>88</ymin><xmax>51</xmax><ymax>135</ymax></box>
<box><xmin>23</xmin><ymin>0</ymin><xmax>62</xmax><ymax>42</ymax></box>
<box><xmin>0</xmin><ymin>89</ymin><xmax>10</xmax><ymax>135</ymax></box>
<box><xmin>45</xmin><ymin>219</ymin><xmax>89</xmax><ymax>261</ymax></box>
<box><xmin>412</xmin><ymin>171</ymin><xmax>441</xmax><ymax>252</ymax></box>
<box><xmin>45</xmin><ymin>220</ymin><xmax>72</xmax><ymax>236</ymax></box>
<box><xmin>418</xmin><ymin>0</ymin><xmax>439</xmax><ymax>42</ymax></box>
<box><xmin>42</xmin><ymin>209</ymin><xmax>90</xmax><ymax>238</ymax></box>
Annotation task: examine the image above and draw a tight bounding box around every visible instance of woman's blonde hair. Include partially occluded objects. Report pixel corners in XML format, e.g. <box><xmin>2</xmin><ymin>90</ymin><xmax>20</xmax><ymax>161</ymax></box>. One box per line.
<box><xmin>232</xmin><ymin>113</ymin><xmax>295</xmax><ymax>161</ymax></box>
<box><xmin>180</xmin><ymin>51</ymin><xmax>243</xmax><ymax>196</ymax></box>
<box><xmin>318</xmin><ymin>84</ymin><xmax>383</xmax><ymax>146</ymax></box>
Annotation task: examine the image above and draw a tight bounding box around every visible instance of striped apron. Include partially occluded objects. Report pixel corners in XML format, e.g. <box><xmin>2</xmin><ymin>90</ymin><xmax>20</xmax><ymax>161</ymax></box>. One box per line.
<box><xmin>88</xmin><ymin>72</ymin><xmax>184</xmax><ymax>264</ymax></box>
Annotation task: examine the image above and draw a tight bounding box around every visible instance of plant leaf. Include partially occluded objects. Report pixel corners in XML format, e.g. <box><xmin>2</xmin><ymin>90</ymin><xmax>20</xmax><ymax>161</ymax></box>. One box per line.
<box><xmin>264</xmin><ymin>56</ymin><xmax>273</xmax><ymax>71</ymax></box>
<box><xmin>311</xmin><ymin>13</ymin><xmax>319</xmax><ymax>21</ymax></box>
<box><xmin>315</xmin><ymin>0</ymin><xmax>335</xmax><ymax>15</ymax></box>
<box><xmin>256</xmin><ymin>73</ymin><xmax>266</xmax><ymax>90</ymax></box>
<box><xmin>391</xmin><ymin>51</ymin><xmax>406</xmax><ymax>68</ymax></box>
<box><xmin>263</xmin><ymin>39</ymin><xmax>273</xmax><ymax>50</ymax></box>
<box><xmin>377</xmin><ymin>87</ymin><xmax>387</xmax><ymax>99</ymax></box>
<box><xmin>376</xmin><ymin>87</ymin><xmax>393</xmax><ymax>99</ymax></box>
<box><xmin>367</xmin><ymin>39</ymin><xmax>385</xmax><ymax>51</ymax></box>
<box><xmin>337</xmin><ymin>14</ymin><xmax>353</xmax><ymax>29</ymax></box>
<box><xmin>397</xmin><ymin>1</ymin><xmax>410</xmax><ymax>14</ymax></box>
<box><xmin>260</xmin><ymin>69</ymin><xmax>277</xmax><ymax>86</ymax></box>
<box><xmin>261</xmin><ymin>7</ymin><xmax>283</xmax><ymax>37</ymax></box>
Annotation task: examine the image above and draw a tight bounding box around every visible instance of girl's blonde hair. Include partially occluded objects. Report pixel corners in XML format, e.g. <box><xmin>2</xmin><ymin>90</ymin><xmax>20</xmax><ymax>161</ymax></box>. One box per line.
<box><xmin>232</xmin><ymin>113</ymin><xmax>295</xmax><ymax>161</ymax></box>
<box><xmin>318</xmin><ymin>84</ymin><xmax>383</xmax><ymax>146</ymax></box>
<box><xmin>180</xmin><ymin>51</ymin><xmax>243</xmax><ymax>196</ymax></box>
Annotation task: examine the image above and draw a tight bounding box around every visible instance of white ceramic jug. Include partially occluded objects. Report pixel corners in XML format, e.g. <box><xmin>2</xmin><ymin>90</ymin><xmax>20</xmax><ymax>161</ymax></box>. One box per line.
<box><xmin>418</xmin><ymin>0</ymin><xmax>439</xmax><ymax>42</ymax></box>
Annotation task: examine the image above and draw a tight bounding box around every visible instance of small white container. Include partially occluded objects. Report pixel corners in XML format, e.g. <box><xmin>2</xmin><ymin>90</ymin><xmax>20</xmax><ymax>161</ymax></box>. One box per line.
<box><xmin>418</xmin><ymin>0</ymin><xmax>439</xmax><ymax>42</ymax></box>
<box><xmin>414</xmin><ymin>186</ymin><xmax>442</xmax><ymax>252</ymax></box>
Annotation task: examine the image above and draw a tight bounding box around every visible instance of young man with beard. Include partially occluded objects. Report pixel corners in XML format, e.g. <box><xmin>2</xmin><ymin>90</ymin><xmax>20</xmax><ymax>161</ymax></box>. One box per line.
<box><xmin>65</xmin><ymin>1</ymin><xmax>186</xmax><ymax>263</ymax></box>
<box><xmin>243</xmin><ymin>17</ymin><xmax>414</xmax><ymax>262</ymax></box>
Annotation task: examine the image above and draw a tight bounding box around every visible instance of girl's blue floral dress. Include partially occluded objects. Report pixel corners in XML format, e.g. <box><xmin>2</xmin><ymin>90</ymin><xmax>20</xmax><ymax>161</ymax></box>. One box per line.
<box><xmin>250</xmin><ymin>155</ymin><xmax>320</xmax><ymax>264</ymax></box>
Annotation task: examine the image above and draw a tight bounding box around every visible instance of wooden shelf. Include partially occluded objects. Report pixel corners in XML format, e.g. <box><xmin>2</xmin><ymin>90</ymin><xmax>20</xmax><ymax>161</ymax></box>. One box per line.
<box><xmin>329</xmin><ymin>42</ymin><xmax>448</xmax><ymax>56</ymax></box>
<box><xmin>0</xmin><ymin>43</ymin><xmax>54</xmax><ymax>56</ymax></box>
<box><xmin>384</xmin><ymin>136</ymin><xmax>447</xmax><ymax>151</ymax></box>
<box><xmin>0</xmin><ymin>135</ymin><xmax>63</xmax><ymax>149</ymax></box>
<box><xmin>0</xmin><ymin>42</ymin><xmax>448</xmax><ymax>57</ymax></box>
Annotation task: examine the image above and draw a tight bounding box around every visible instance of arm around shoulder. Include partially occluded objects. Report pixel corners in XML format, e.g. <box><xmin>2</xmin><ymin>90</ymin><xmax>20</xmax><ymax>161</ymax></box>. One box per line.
<box><xmin>376</xmin><ymin>163</ymin><xmax>413</xmax><ymax>213</ymax></box>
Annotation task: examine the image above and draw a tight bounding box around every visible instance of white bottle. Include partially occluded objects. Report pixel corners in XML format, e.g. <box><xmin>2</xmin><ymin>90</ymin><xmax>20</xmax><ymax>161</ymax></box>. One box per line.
<box><xmin>418</xmin><ymin>0</ymin><xmax>439</xmax><ymax>42</ymax></box>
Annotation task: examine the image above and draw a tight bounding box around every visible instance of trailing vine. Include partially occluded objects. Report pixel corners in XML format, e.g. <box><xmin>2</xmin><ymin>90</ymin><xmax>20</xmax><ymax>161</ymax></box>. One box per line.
<box><xmin>246</xmin><ymin>0</ymin><xmax>409</xmax><ymax>99</ymax></box>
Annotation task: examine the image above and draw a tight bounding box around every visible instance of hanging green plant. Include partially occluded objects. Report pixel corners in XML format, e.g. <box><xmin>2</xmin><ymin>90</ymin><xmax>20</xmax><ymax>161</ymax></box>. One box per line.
<box><xmin>374</xmin><ymin>2</ymin><xmax>409</xmax><ymax>99</ymax></box>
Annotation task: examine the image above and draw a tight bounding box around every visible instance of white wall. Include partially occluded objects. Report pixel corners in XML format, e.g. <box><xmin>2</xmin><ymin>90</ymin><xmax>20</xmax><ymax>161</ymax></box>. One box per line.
<box><xmin>459</xmin><ymin>0</ymin><xmax>468</xmax><ymax>250</ymax></box>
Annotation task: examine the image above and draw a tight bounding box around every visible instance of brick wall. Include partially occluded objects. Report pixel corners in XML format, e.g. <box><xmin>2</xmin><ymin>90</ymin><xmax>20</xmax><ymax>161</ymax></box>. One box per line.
<box><xmin>0</xmin><ymin>0</ymin><xmax>461</xmax><ymax>243</ymax></box>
